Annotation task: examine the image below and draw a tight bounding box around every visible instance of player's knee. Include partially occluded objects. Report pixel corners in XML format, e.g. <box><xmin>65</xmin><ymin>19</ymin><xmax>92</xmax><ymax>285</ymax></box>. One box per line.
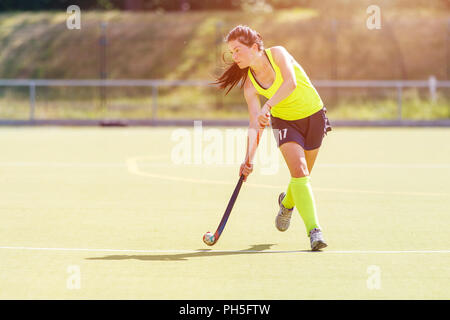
<box><xmin>291</xmin><ymin>170</ymin><xmax>309</xmax><ymax>178</ymax></box>
<box><xmin>289</xmin><ymin>159</ymin><xmax>309</xmax><ymax>178</ymax></box>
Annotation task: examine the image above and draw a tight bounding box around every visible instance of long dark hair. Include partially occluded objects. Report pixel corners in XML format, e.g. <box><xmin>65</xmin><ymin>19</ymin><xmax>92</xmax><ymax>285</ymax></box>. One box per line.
<box><xmin>213</xmin><ymin>25</ymin><xmax>264</xmax><ymax>95</ymax></box>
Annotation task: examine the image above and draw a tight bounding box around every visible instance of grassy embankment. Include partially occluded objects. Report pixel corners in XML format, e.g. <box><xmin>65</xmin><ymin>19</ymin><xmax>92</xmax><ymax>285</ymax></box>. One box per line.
<box><xmin>0</xmin><ymin>6</ymin><xmax>448</xmax><ymax>120</ymax></box>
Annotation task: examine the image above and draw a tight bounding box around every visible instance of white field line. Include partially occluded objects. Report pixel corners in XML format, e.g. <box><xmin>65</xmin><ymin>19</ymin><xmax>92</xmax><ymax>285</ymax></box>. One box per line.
<box><xmin>0</xmin><ymin>246</ymin><xmax>448</xmax><ymax>254</ymax></box>
<box><xmin>0</xmin><ymin>161</ymin><xmax>449</xmax><ymax>169</ymax></box>
<box><xmin>1</xmin><ymin>160</ymin><xmax>448</xmax><ymax>196</ymax></box>
<box><xmin>126</xmin><ymin>157</ymin><xmax>450</xmax><ymax>197</ymax></box>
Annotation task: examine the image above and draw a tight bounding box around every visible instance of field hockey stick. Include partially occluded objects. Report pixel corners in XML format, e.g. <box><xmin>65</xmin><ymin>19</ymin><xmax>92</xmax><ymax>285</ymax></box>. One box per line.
<box><xmin>203</xmin><ymin>125</ymin><xmax>265</xmax><ymax>246</ymax></box>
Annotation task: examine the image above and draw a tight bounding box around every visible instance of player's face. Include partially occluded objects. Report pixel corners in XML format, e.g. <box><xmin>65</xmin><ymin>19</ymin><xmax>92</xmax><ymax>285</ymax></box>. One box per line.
<box><xmin>227</xmin><ymin>40</ymin><xmax>258</xmax><ymax>69</ymax></box>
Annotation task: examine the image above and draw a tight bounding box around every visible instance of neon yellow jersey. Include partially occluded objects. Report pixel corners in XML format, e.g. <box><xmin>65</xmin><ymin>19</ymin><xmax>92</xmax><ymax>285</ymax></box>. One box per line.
<box><xmin>247</xmin><ymin>48</ymin><xmax>323</xmax><ymax>120</ymax></box>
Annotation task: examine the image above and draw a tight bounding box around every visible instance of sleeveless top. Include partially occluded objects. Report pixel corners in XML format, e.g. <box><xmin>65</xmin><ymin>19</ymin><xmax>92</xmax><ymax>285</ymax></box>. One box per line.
<box><xmin>247</xmin><ymin>48</ymin><xmax>323</xmax><ymax>120</ymax></box>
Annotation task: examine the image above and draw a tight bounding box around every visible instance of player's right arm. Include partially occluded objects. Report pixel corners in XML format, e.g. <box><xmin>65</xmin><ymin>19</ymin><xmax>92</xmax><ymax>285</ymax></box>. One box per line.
<box><xmin>244</xmin><ymin>77</ymin><xmax>261</xmax><ymax>130</ymax></box>
<box><xmin>239</xmin><ymin>77</ymin><xmax>265</xmax><ymax>181</ymax></box>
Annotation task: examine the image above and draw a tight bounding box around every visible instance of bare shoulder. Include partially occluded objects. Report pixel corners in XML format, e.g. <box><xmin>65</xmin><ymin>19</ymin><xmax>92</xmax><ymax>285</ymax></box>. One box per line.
<box><xmin>269</xmin><ymin>46</ymin><xmax>293</xmax><ymax>63</ymax></box>
<box><xmin>269</xmin><ymin>46</ymin><xmax>288</xmax><ymax>56</ymax></box>
<box><xmin>269</xmin><ymin>46</ymin><xmax>286</xmax><ymax>54</ymax></box>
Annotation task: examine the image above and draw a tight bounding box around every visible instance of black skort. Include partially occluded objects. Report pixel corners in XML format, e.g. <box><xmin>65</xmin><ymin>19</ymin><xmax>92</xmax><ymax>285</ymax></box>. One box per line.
<box><xmin>270</xmin><ymin>107</ymin><xmax>332</xmax><ymax>150</ymax></box>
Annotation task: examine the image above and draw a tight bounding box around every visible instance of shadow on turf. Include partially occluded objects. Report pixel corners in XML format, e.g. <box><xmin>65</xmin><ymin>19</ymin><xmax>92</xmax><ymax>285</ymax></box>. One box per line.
<box><xmin>85</xmin><ymin>244</ymin><xmax>314</xmax><ymax>262</ymax></box>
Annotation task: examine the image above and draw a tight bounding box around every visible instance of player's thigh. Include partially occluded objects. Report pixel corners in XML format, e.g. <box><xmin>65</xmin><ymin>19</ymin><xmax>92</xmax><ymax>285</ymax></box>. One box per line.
<box><xmin>304</xmin><ymin>147</ymin><xmax>320</xmax><ymax>174</ymax></box>
<box><xmin>279</xmin><ymin>141</ymin><xmax>309</xmax><ymax>178</ymax></box>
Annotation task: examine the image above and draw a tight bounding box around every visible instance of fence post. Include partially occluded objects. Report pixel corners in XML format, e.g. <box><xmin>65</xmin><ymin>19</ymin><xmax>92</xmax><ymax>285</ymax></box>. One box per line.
<box><xmin>152</xmin><ymin>85</ymin><xmax>158</xmax><ymax>120</ymax></box>
<box><xmin>428</xmin><ymin>75</ymin><xmax>437</xmax><ymax>103</ymax></box>
<box><xmin>330</xmin><ymin>19</ymin><xmax>338</xmax><ymax>107</ymax></box>
<box><xmin>29</xmin><ymin>82</ymin><xmax>36</xmax><ymax>121</ymax></box>
<box><xmin>99</xmin><ymin>22</ymin><xmax>107</xmax><ymax>111</ymax></box>
<box><xmin>215</xmin><ymin>20</ymin><xmax>224</xmax><ymax>110</ymax></box>
<box><xmin>396</xmin><ymin>82</ymin><xmax>402</xmax><ymax>120</ymax></box>
<box><xmin>447</xmin><ymin>18</ymin><xmax>450</xmax><ymax>80</ymax></box>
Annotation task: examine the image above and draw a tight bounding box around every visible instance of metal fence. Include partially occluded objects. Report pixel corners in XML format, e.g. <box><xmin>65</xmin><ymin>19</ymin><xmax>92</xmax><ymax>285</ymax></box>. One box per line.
<box><xmin>0</xmin><ymin>78</ymin><xmax>449</xmax><ymax>126</ymax></box>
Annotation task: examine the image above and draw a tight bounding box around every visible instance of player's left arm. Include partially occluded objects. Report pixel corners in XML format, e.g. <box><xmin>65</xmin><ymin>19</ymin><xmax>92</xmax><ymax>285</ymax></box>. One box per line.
<box><xmin>263</xmin><ymin>46</ymin><xmax>297</xmax><ymax>111</ymax></box>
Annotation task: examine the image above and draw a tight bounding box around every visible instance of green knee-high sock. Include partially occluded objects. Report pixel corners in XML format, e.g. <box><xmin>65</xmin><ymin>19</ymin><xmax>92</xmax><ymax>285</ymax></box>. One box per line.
<box><xmin>288</xmin><ymin>176</ymin><xmax>321</xmax><ymax>236</ymax></box>
<box><xmin>281</xmin><ymin>184</ymin><xmax>295</xmax><ymax>209</ymax></box>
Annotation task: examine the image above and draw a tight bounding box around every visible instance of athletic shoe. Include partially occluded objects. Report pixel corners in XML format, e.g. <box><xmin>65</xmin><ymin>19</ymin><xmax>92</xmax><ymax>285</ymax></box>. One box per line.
<box><xmin>309</xmin><ymin>228</ymin><xmax>328</xmax><ymax>251</ymax></box>
<box><xmin>275</xmin><ymin>192</ymin><xmax>293</xmax><ymax>232</ymax></box>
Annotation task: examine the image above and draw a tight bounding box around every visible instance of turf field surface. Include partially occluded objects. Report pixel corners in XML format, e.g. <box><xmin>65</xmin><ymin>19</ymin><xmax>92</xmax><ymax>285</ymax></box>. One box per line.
<box><xmin>0</xmin><ymin>127</ymin><xmax>449</xmax><ymax>299</ymax></box>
